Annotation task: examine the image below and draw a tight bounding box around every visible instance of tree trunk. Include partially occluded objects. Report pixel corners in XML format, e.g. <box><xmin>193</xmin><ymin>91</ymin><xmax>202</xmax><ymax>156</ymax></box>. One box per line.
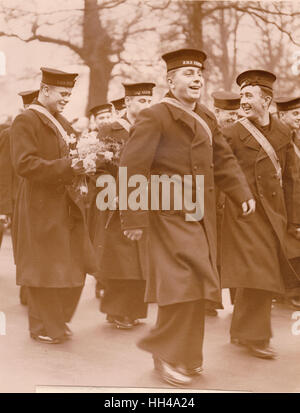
<box><xmin>183</xmin><ymin>1</ymin><xmax>203</xmax><ymax>49</ymax></box>
<box><xmin>82</xmin><ymin>0</ymin><xmax>114</xmax><ymax>113</ymax></box>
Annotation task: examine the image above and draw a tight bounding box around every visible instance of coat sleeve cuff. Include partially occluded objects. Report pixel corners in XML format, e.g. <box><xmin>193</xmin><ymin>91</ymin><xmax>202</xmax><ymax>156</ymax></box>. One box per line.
<box><xmin>120</xmin><ymin>210</ymin><xmax>149</xmax><ymax>230</ymax></box>
<box><xmin>225</xmin><ymin>185</ymin><xmax>253</xmax><ymax>206</ymax></box>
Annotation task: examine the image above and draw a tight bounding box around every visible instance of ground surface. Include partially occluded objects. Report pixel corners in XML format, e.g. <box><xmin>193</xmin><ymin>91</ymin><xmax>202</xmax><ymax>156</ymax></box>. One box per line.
<box><xmin>0</xmin><ymin>234</ymin><xmax>299</xmax><ymax>393</ymax></box>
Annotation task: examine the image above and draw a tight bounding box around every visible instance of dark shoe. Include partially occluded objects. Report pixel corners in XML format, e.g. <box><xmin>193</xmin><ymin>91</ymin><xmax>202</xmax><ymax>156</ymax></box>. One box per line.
<box><xmin>30</xmin><ymin>333</ymin><xmax>65</xmax><ymax>344</ymax></box>
<box><xmin>114</xmin><ymin>316</ymin><xmax>134</xmax><ymax>329</ymax></box>
<box><xmin>64</xmin><ymin>324</ymin><xmax>73</xmax><ymax>339</ymax></box>
<box><xmin>153</xmin><ymin>357</ymin><xmax>193</xmax><ymax>387</ymax></box>
<box><xmin>247</xmin><ymin>343</ymin><xmax>277</xmax><ymax>359</ymax></box>
<box><xmin>178</xmin><ymin>365</ymin><xmax>203</xmax><ymax>376</ymax></box>
<box><xmin>132</xmin><ymin>319</ymin><xmax>141</xmax><ymax>326</ymax></box>
<box><xmin>106</xmin><ymin>315</ymin><xmax>116</xmax><ymax>324</ymax></box>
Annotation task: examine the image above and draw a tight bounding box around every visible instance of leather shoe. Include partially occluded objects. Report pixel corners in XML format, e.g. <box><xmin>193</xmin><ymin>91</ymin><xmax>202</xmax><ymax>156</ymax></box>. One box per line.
<box><xmin>153</xmin><ymin>357</ymin><xmax>193</xmax><ymax>387</ymax></box>
<box><xmin>178</xmin><ymin>365</ymin><xmax>203</xmax><ymax>376</ymax></box>
<box><xmin>106</xmin><ymin>315</ymin><xmax>116</xmax><ymax>324</ymax></box>
<box><xmin>30</xmin><ymin>333</ymin><xmax>65</xmax><ymax>344</ymax></box>
<box><xmin>247</xmin><ymin>343</ymin><xmax>277</xmax><ymax>359</ymax></box>
<box><xmin>114</xmin><ymin>316</ymin><xmax>134</xmax><ymax>329</ymax></box>
<box><xmin>64</xmin><ymin>324</ymin><xmax>73</xmax><ymax>339</ymax></box>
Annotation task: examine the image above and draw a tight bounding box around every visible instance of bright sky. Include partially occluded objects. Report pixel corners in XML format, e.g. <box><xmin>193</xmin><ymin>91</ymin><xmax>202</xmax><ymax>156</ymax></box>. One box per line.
<box><xmin>0</xmin><ymin>0</ymin><xmax>299</xmax><ymax>119</ymax></box>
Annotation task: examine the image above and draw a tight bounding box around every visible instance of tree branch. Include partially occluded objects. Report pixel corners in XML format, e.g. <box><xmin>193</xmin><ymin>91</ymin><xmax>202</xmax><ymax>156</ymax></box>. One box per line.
<box><xmin>0</xmin><ymin>30</ymin><xmax>83</xmax><ymax>57</ymax></box>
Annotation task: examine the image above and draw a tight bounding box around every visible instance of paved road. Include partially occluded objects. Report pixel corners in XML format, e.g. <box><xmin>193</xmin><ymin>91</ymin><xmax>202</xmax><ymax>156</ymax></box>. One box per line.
<box><xmin>0</xmin><ymin>234</ymin><xmax>300</xmax><ymax>393</ymax></box>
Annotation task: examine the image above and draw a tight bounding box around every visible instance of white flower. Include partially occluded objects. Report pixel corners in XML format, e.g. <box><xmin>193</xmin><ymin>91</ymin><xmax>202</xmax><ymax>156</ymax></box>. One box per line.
<box><xmin>83</xmin><ymin>157</ymin><xmax>96</xmax><ymax>173</ymax></box>
<box><xmin>80</xmin><ymin>185</ymin><xmax>88</xmax><ymax>195</ymax></box>
<box><xmin>104</xmin><ymin>151</ymin><xmax>114</xmax><ymax>161</ymax></box>
<box><xmin>70</xmin><ymin>149</ymin><xmax>78</xmax><ymax>157</ymax></box>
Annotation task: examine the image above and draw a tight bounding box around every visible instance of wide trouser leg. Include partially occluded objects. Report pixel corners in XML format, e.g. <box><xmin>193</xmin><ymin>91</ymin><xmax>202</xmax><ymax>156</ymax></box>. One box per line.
<box><xmin>27</xmin><ymin>287</ymin><xmax>82</xmax><ymax>340</ymax></box>
<box><xmin>28</xmin><ymin>288</ymin><xmax>46</xmax><ymax>336</ymax></box>
<box><xmin>57</xmin><ymin>287</ymin><xmax>83</xmax><ymax>323</ymax></box>
<box><xmin>138</xmin><ymin>300</ymin><xmax>205</xmax><ymax>370</ymax></box>
<box><xmin>230</xmin><ymin>288</ymin><xmax>273</xmax><ymax>344</ymax></box>
<box><xmin>100</xmin><ymin>279</ymin><xmax>147</xmax><ymax>320</ymax></box>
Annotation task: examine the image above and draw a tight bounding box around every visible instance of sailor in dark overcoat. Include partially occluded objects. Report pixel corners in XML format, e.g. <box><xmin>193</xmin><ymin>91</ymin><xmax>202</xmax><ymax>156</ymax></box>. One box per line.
<box><xmin>220</xmin><ymin>71</ymin><xmax>300</xmax><ymax>359</ymax></box>
<box><xmin>119</xmin><ymin>49</ymin><xmax>255</xmax><ymax>386</ymax></box>
<box><xmin>86</xmin><ymin>103</ymin><xmax>114</xmax><ymax>298</ymax></box>
<box><xmin>0</xmin><ymin>90</ymin><xmax>40</xmax><ymax>305</ymax></box>
<box><xmin>10</xmin><ymin>68</ymin><xmax>97</xmax><ymax>344</ymax></box>
<box><xmin>210</xmin><ymin>91</ymin><xmax>241</xmax><ymax>312</ymax></box>
<box><xmin>275</xmin><ymin>96</ymin><xmax>300</xmax><ymax>308</ymax></box>
<box><xmin>94</xmin><ymin>83</ymin><xmax>155</xmax><ymax>329</ymax></box>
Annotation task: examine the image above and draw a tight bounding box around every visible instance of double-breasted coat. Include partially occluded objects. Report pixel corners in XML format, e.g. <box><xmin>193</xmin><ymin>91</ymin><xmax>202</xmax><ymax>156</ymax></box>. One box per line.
<box><xmin>92</xmin><ymin>118</ymin><xmax>147</xmax><ymax>282</ymax></box>
<box><xmin>10</xmin><ymin>106</ymin><xmax>97</xmax><ymax>288</ymax></box>
<box><xmin>119</xmin><ymin>98</ymin><xmax>253</xmax><ymax>307</ymax></box>
<box><xmin>220</xmin><ymin>116</ymin><xmax>300</xmax><ymax>294</ymax></box>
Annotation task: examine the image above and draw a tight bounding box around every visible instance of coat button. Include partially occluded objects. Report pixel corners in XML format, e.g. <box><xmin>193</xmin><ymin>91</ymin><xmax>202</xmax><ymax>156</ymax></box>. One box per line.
<box><xmin>210</xmin><ymin>163</ymin><xmax>214</xmax><ymax>168</ymax></box>
<box><xmin>209</xmin><ymin>187</ymin><xmax>214</xmax><ymax>192</ymax></box>
<box><xmin>257</xmin><ymin>175</ymin><xmax>261</xmax><ymax>180</ymax></box>
<box><xmin>272</xmin><ymin>192</ymin><xmax>276</xmax><ymax>196</ymax></box>
<box><xmin>193</xmin><ymin>166</ymin><xmax>198</xmax><ymax>170</ymax></box>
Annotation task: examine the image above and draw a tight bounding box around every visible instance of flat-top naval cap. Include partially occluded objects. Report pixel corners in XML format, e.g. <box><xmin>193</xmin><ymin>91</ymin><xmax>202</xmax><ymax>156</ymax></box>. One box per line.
<box><xmin>40</xmin><ymin>67</ymin><xmax>78</xmax><ymax>87</ymax></box>
<box><xmin>18</xmin><ymin>89</ymin><xmax>39</xmax><ymax>105</ymax></box>
<box><xmin>162</xmin><ymin>48</ymin><xmax>207</xmax><ymax>72</ymax></box>
<box><xmin>110</xmin><ymin>97</ymin><xmax>126</xmax><ymax>110</ymax></box>
<box><xmin>212</xmin><ymin>91</ymin><xmax>241</xmax><ymax>110</ymax></box>
<box><xmin>89</xmin><ymin>103</ymin><xmax>112</xmax><ymax>117</ymax></box>
<box><xmin>122</xmin><ymin>82</ymin><xmax>155</xmax><ymax>97</ymax></box>
<box><xmin>275</xmin><ymin>96</ymin><xmax>300</xmax><ymax>111</ymax></box>
<box><xmin>236</xmin><ymin>69</ymin><xmax>276</xmax><ymax>91</ymax></box>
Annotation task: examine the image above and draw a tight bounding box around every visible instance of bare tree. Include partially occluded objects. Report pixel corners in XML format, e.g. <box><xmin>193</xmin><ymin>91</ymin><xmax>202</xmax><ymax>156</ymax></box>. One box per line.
<box><xmin>0</xmin><ymin>0</ymin><xmax>171</xmax><ymax>110</ymax></box>
<box><xmin>173</xmin><ymin>1</ymin><xmax>300</xmax><ymax>90</ymax></box>
<box><xmin>247</xmin><ymin>2</ymin><xmax>299</xmax><ymax>95</ymax></box>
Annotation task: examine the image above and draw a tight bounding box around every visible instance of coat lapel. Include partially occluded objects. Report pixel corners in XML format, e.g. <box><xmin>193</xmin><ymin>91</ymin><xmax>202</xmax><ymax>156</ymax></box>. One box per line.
<box><xmin>238</xmin><ymin>115</ymin><xmax>290</xmax><ymax>164</ymax></box>
<box><xmin>238</xmin><ymin>122</ymin><xmax>261</xmax><ymax>151</ymax></box>
<box><xmin>165</xmin><ymin>103</ymin><xmax>196</xmax><ymax>135</ymax></box>
<box><xmin>164</xmin><ymin>102</ymin><xmax>211</xmax><ymax>147</ymax></box>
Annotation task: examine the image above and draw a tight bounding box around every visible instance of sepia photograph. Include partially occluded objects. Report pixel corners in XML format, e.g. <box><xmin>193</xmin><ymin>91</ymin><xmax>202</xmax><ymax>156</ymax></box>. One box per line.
<box><xmin>0</xmin><ymin>0</ymin><xmax>300</xmax><ymax>395</ymax></box>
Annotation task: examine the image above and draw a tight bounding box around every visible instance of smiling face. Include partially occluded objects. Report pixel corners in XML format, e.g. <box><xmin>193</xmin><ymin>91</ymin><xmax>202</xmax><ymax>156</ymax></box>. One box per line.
<box><xmin>279</xmin><ymin>108</ymin><xmax>300</xmax><ymax>131</ymax></box>
<box><xmin>41</xmin><ymin>84</ymin><xmax>73</xmax><ymax>114</ymax></box>
<box><xmin>168</xmin><ymin>66</ymin><xmax>204</xmax><ymax>105</ymax></box>
<box><xmin>240</xmin><ymin>85</ymin><xmax>271</xmax><ymax>121</ymax></box>
<box><xmin>214</xmin><ymin>108</ymin><xmax>239</xmax><ymax>128</ymax></box>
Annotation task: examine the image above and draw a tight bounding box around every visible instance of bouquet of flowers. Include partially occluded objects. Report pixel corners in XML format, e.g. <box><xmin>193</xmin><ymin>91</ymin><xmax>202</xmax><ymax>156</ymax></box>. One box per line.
<box><xmin>70</xmin><ymin>131</ymin><xmax>124</xmax><ymax>196</ymax></box>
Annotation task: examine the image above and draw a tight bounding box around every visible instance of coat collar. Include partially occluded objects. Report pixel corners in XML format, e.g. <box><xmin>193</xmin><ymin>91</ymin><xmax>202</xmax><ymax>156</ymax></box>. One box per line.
<box><xmin>164</xmin><ymin>99</ymin><xmax>197</xmax><ymax>135</ymax></box>
<box><xmin>238</xmin><ymin>114</ymin><xmax>291</xmax><ymax>160</ymax></box>
<box><xmin>29</xmin><ymin>100</ymin><xmax>73</xmax><ymax>136</ymax></box>
<box><xmin>163</xmin><ymin>93</ymin><xmax>212</xmax><ymax>145</ymax></box>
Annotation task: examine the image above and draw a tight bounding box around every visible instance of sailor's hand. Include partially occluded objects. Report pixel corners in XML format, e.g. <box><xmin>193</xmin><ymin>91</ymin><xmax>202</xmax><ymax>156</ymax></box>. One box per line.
<box><xmin>123</xmin><ymin>229</ymin><xmax>143</xmax><ymax>241</ymax></box>
<box><xmin>71</xmin><ymin>159</ymin><xmax>86</xmax><ymax>175</ymax></box>
<box><xmin>241</xmin><ymin>199</ymin><xmax>256</xmax><ymax>216</ymax></box>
